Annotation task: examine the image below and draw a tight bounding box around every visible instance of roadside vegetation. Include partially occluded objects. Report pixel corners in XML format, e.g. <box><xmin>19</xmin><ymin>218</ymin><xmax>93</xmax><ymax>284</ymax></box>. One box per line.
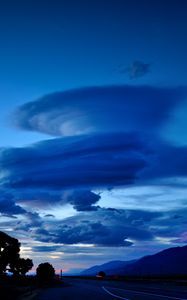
<box><xmin>0</xmin><ymin>231</ymin><xmax>61</xmax><ymax>300</ymax></box>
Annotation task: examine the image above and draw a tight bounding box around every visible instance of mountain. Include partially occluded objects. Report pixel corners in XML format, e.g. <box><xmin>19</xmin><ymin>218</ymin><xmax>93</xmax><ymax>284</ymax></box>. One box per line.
<box><xmin>81</xmin><ymin>260</ymin><xmax>136</xmax><ymax>276</ymax></box>
<box><xmin>124</xmin><ymin>245</ymin><xmax>187</xmax><ymax>276</ymax></box>
<box><xmin>81</xmin><ymin>245</ymin><xmax>187</xmax><ymax>276</ymax></box>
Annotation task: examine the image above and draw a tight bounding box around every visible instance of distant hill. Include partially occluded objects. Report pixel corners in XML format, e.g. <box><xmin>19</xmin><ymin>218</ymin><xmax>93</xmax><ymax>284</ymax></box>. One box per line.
<box><xmin>81</xmin><ymin>245</ymin><xmax>187</xmax><ymax>276</ymax></box>
<box><xmin>81</xmin><ymin>260</ymin><xmax>137</xmax><ymax>276</ymax></box>
<box><xmin>124</xmin><ymin>245</ymin><xmax>187</xmax><ymax>276</ymax></box>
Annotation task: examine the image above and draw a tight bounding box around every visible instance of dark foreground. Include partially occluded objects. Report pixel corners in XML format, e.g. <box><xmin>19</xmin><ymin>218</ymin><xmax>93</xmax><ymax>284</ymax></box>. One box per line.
<box><xmin>36</xmin><ymin>278</ymin><xmax>187</xmax><ymax>300</ymax></box>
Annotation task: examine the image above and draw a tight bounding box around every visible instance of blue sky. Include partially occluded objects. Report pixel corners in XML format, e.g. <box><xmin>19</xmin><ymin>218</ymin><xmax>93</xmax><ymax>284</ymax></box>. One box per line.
<box><xmin>0</xmin><ymin>0</ymin><xmax>187</xmax><ymax>274</ymax></box>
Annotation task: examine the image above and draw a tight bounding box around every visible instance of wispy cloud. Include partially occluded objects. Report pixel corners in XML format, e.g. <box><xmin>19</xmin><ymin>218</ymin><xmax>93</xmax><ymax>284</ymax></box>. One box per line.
<box><xmin>118</xmin><ymin>61</ymin><xmax>151</xmax><ymax>79</ymax></box>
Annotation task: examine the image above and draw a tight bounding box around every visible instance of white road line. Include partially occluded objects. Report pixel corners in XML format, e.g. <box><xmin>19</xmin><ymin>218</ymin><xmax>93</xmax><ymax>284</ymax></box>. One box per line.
<box><xmin>102</xmin><ymin>286</ymin><xmax>130</xmax><ymax>300</ymax></box>
<box><xmin>103</xmin><ymin>286</ymin><xmax>187</xmax><ymax>300</ymax></box>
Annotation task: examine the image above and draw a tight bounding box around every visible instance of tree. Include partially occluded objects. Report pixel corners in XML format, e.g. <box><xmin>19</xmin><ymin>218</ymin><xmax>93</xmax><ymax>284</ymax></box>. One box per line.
<box><xmin>36</xmin><ymin>262</ymin><xmax>55</xmax><ymax>281</ymax></box>
<box><xmin>0</xmin><ymin>231</ymin><xmax>20</xmax><ymax>275</ymax></box>
<box><xmin>97</xmin><ymin>271</ymin><xmax>106</xmax><ymax>278</ymax></box>
<box><xmin>0</xmin><ymin>231</ymin><xmax>33</xmax><ymax>276</ymax></box>
<box><xmin>19</xmin><ymin>258</ymin><xmax>33</xmax><ymax>276</ymax></box>
<box><xmin>9</xmin><ymin>258</ymin><xmax>33</xmax><ymax>276</ymax></box>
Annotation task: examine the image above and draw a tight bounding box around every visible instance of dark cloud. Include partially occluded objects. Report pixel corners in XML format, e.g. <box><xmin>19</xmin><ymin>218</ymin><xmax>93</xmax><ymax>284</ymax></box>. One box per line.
<box><xmin>12</xmin><ymin>85</ymin><xmax>185</xmax><ymax>137</ymax></box>
<box><xmin>22</xmin><ymin>208</ymin><xmax>160</xmax><ymax>247</ymax></box>
<box><xmin>44</xmin><ymin>214</ymin><xmax>55</xmax><ymax>218</ymax></box>
<box><xmin>5</xmin><ymin>85</ymin><xmax>187</xmax><ymax>207</ymax></box>
<box><xmin>118</xmin><ymin>61</ymin><xmax>151</xmax><ymax>79</ymax></box>
<box><xmin>66</xmin><ymin>190</ymin><xmax>100</xmax><ymax>211</ymax></box>
<box><xmin>173</xmin><ymin>232</ymin><xmax>187</xmax><ymax>244</ymax></box>
<box><xmin>0</xmin><ymin>188</ymin><xmax>101</xmax><ymax>212</ymax></box>
<box><xmin>2</xmin><ymin>84</ymin><xmax>187</xmax><ymax>253</ymax></box>
<box><xmin>0</xmin><ymin>132</ymin><xmax>148</xmax><ymax>191</ymax></box>
<box><xmin>142</xmin><ymin>143</ymin><xmax>187</xmax><ymax>180</ymax></box>
<box><xmin>1</xmin><ymin>131</ymin><xmax>187</xmax><ymax>198</ymax></box>
<box><xmin>46</xmin><ymin>221</ymin><xmax>134</xmax><ymax>247</ymax></box>
<box><xmin>32</xmin><ymin>246</ymin><xmax>60</xmax><ymax>252</ymax></box>
<box><xmin>0</xmin><ymin>190</ymin><xmax>26</xmax><ymax>216</ymax></box>
<box><xmin>14</xmin><ymin>191</ymin><xmax>62</xmax><ymax>208</ymax></box>
<box><xmin>15</xmin><ymin>211</ymin><xmax>42</xmax><ymax>232</ymax></box>
<box><xmin>3</xmin><ymin>203</ymin><xmax>186</xmax><ymax>250</ymax></box>
<box><xmin>145</xmin><ymin>208</ymin><xmax>187</xmax><ymax>244</ymax></box>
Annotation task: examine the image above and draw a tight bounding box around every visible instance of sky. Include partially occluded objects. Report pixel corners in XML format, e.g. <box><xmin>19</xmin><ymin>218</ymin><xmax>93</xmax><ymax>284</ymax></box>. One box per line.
<box><xmin>0</xmin><ymin>0</ymin><xmax>187</xmax><ymax>274</ymax></box>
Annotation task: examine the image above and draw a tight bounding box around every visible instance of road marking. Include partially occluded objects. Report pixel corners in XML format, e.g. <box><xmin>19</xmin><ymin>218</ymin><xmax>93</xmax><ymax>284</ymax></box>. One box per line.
<box><xmin>102</xmin><ymin>286</ymin><xmax>130</xmax><ymax>300</ymax></box>
<box><xmin>103</xmin><ymin>286</ymin><xmax>187</xmax><ymax>300</ymax></box>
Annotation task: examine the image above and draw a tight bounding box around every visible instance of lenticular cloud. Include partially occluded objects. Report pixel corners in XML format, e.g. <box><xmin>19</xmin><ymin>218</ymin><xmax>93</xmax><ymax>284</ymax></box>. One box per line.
<box><xmin>13</xmin><ymin>85</ymin><xmax>185</xmax><ymax>137</ymax></box>
<box><xmin>0</xmin><ymin>132</ymin><xmax>148</xmax><ymax>190</ymax></box>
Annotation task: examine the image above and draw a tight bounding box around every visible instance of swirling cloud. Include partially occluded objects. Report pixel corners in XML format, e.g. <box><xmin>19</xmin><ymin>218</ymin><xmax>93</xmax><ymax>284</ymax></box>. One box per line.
<box><xmin>12</xmin><ymin>85</ymin><xmax>185</xmax><ymax>137</ymax></box>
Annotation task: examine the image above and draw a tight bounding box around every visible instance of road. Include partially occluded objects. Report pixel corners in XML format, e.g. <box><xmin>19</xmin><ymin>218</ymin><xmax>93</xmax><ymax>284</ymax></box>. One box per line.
<box><xmin>36</xmin><ymin>278</ymin><xmax>187</xmax><ymax>300</ymax></box>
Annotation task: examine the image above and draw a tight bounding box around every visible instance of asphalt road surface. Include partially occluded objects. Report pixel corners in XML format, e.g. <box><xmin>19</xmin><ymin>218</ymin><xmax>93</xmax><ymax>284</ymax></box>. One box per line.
<box><xmin>36</xmin><ymin>278</ymin><xmax>187</xmax><ymax>300</ymax></box>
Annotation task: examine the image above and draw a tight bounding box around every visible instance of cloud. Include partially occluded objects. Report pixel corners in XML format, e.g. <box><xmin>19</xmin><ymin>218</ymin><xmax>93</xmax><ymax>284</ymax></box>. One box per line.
<box><xmin>1</xmin><ymin>131</ymin><xmax>187</xmax><ymax>199</ymax></box>
<box><xmin>7</xmin><ymin>85</ymin><xmax>187</xmax><ymax>199</ymax></box>
<box><xmin>173</xmin><ymin>232</ymin><xmax>187</xmax><ymax>243</ymax></box>
<box><xmin>47</xmin><ymin>221</ymin><xmax>134</xmax><ymax>247</ymax></box>
<box><xmin>142</xmin><ymin>142</ymin><xmax>187</xmax><ymax>180</ymax></box>
<box><xmin>15</xmin><ymin>211</ymin><xmax>42</xmax><ymax>232</ymax></box>
<box><xmin>100</xmin><ymin>185</ymin><xmax>187</xmax><ymax>212</ymax></box>
<box><xmin>63</xmin><ymin>190</ymin><xmax>100</xmax><ymax>211</ymax></box>
<box><xmin>2</xmin><ymin>202</ymin><xmax>185</xmax><ymax>250</ymax></box>
<box><xmin>15</xmin><ymin>189</ymin><xmax>100</xmax><ymax>212</ymax></box>
<box><xmin>12</xmin><ymin>85</ymin><xmax>185</xmax><ymax>137</ymax></box>
<box><xmin>22</xmin><ymin>208</ymin><xmax>159</xmax><ymax>247</ymax></box>
<box><xmin>139</xmin><ymin>207</ymin><xmax>187</xmax><ymax>247</ymax></box>
<box><xmin>0</xmin><ymin>132</ymin><xmax>148</xmax><ymax>191</ymax></box>
<box><xmin>2</xmin><ymin>84</ymin><xmax>187</xmax><ymax>255</ymax></box>
<box><xmin>118</xmin><ymin>61</ymin><xmax>151</xmax><ymax>79</ymax></box>
<box><xmin>44</xmin><ymin>214</ymin><xmax>55</xmax><ymax>218</ymax></box>
<box><xmin>14</xmin><ymin>191</ymin><xmax>62</xmax><ymax>208</ymax></box>
<box><xmin>32</xmin><ymin>246</ymin><xmax>60</xmax><ymax>252</ymax></box>
<box><xmin>0</xmin><ymin>190</ymin><xmax>26</xmax><ymax>216</ymax></box>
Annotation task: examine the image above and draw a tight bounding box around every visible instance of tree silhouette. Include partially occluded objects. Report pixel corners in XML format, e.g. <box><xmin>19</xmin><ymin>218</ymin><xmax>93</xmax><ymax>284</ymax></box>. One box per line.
<box><xmin>0</xmin><ymin>231</ymin><xmax>33</xmax><ymax>276</ymax></box>
<box><xmin>36</xmin><ymin>262</ymin><xmax>55</xmax><ymax>281</ymax></box>
<box><xmin>9</xmin><ymin>258</ymin><xmax>33</xmax><ymax>276</ymax></box>
<box><xmin>98</xmin><ymin>271</ymin><xmax>106</xmax><ymax>278</ymax></box>
<box><xmin>0</xmin><ymin>231</ymin><xmax>20</xmax><ymax>275</ymax></box>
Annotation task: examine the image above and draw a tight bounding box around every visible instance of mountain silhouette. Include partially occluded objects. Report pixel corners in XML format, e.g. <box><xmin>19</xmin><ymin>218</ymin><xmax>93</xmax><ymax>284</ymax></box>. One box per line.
<box><xmin>81</xmin><ymin>260</ymin><xmax>136</xmax><ymax>276</ymax></box>
<box><xmin>81</xmin><ymin>245</ymin><xmax>187</xmax><ymax>276</ymax></box>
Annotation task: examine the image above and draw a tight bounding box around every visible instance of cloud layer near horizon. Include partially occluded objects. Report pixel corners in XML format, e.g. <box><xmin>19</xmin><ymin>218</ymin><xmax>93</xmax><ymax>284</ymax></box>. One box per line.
<box><xmin>13</xmin><ymin>207</ymin><xmax>161</xmax><ymax>247</ymax></box>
